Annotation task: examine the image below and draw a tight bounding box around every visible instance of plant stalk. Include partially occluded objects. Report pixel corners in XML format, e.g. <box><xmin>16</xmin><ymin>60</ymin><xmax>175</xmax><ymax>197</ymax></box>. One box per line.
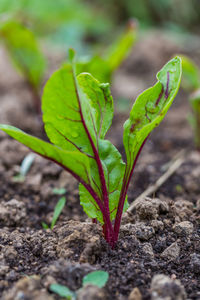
<box><xmin>113</xmin><ymin>138</ymin><xmax>148</xmax><ymax>243</ymax></box>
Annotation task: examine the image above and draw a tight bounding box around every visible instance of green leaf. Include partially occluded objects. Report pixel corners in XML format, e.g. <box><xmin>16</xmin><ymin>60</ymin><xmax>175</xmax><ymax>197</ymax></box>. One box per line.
<box><xmin>0</xmin><ymin>20</ymin><xmax>46</xmax><ymax>88</ymax></box>
<box><xmin>179</xmin><ymin>55</ymin><xmax>200</xmax><ymax>91</ymax></box>
<box><xmin>76</xmin><ymin>55</ymin><xmax>111</xmax><ymax>83</ymax></box>
<box><xmin>50</xmin><ymin>196</ymin><xmax>66</xmax><ymax>229</ymax></box>
<box><xmin>123</xmin><ymin>57</ymin><xmax>182</xmax><ymax>175</ymax></box>
<box><xmin>75</xmin><ymin>22</ymin><xmax>137</xmax><ymax>83</ymax></box>
<box><xmin>42</xmin><ymin>222</ymin><xmax>49</xmax><ymax>230</ymax></box>
<box><xmin>20</xmin><ymin>153</ymin><xmax>36</xmax><ymax>177</ymax></box>
<box><xmin>52</xmin><ymin>187</ymin><xmax>67</xmax><ymax>195</ymax></box>
<box><xmin>50</xmin><ymin>283</ymin><xmax>75</xmax><ymax>299</ymax></box>
<box><xmin>104</xmin><ymin>20</ymin><xmax>137</xmax><ymax>72</ymax></box>
<box><xmin>80</xmin><ymin>139</ymin><xmax>126</xmax><ymax>223</ymax></box>
<box><xmin>0</xmin><ymin>125</ymin><xmax>91</xmax><ymax>186</ymax></box>
<box><xmin>77</xmin><ymin>73</ymin><xmax>113</xmax><ymax>139</ymax></box>
<box><xmin>189</xmin><ymin>89</ymin><xmax>200</xmax><ymax>149</ymax></box>
<box><xmin>82</xmin><ymin>271</ymin><xmax>109</xmax><ymax>288</ymax></box>
<box><xmin>42</xmin><ymin>64</ymin><xmax>113</xmax><ymax>153</ymax></box>
<box><xmin>42</xmin><ymin>63</ymin><xmax>118</xmax><ymax>223</ymax></box>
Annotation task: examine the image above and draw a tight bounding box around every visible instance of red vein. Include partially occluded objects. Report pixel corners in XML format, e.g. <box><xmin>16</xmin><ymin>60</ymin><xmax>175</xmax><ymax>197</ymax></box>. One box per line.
<box><xmin>52</xmin><ymin>126</ymin><xmax>95</xmax><ymax>159</ymax></box>
<box><xmin>71</xmin><ymin>67</ymin><xmax>114</xmax><ymax>243</ymax></box>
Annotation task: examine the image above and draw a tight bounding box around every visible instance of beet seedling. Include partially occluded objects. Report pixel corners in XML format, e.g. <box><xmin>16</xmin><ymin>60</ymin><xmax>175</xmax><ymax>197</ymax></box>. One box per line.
<box><xmin>50</xmin><ymin>270</ymin><xmax>109</xmax><ymax>299</ymax></box>
<box><xmin>0</xmin><ymin>51</ymin><xmax>182</xmax><ymax>247</ymax></box>
<box><xmin>42</xmin><ymin>196</ymin><xmax>66</xmax><ymax>230</ymax></box>
<box><xmin>179</xmin><ymin>55</ymin><xmax>200</xmax><ymax>149</ymax></box>
<box><xmin>0</xmin><ymin>20</ymin><xmax>46</xmax><ymax>114</ymax></box>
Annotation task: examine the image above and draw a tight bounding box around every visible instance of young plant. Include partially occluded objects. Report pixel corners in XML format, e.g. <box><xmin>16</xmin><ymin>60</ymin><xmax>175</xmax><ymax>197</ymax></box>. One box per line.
<box><xmin>50</xmin><ymin>270</ymin><xmax>109</xmax><ymax>299</ymax></box>
<box><xmin>75</xmin><ymin>20</ymin><xmax>137</xmax><ymax>83</ymax></box>
<box><xmin>42</xmin><ymin>196</ymin><xmax>66</xmax><ymax>230</ymax></box>
<box><xmin>0</xmin><ymin>19</ymin><xmax>46</xmax><ymax>114</ymax></box>
<box><xmin>0</xmin><ymin>51</ymin><xmax>182</xmax><ymax>247</ymax></box>
<box><xmin>13</xmin><ymin>152</ymin><xmax>36</xmax><ymax>182</ymax></box>
<box><xmin>179</xmin><ymin>55</ymin><xmax>200</xmax><ymax>149</ymax></box>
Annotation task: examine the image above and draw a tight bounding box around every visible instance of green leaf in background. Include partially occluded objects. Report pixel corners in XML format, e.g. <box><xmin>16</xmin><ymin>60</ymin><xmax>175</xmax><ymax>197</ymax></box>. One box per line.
<box><xmin>20</xmin><ymin>153</ymin><xmax>36</xmax><ymax>177</ymax></box>
<box><xmin>50</xmin><ymin>283</ymin><xmax>75</xmax><ymax>299</ymax></box>
<box><xmin>42</xmin><ymin>222</ymin><xmax>49</xmax><ymax>230</ymax></box>
<box><xmin>188</xmin><ymin>89</ymin><xmax>200</xmax><ymax>149</ymax></box>
<box><xmin>123</xmin><ymin>56</ymin><xmax>182</xmax><ymax>177</ymax></box>
<box><xmin>50</xmin><ymin>196</ymin><xmax>66</xmax><ymax>229</ymax></box>
<box><xmin>104</xmin><ymin>19</ymin><xmax>137</xmax><ymax>72</ymax></box>
<box><xmin>75</xmin><ymin>21</ymin><xmax>137</xmax><ymax>83</ymax></box>
<box><xmin>0</xmin><ymin>20</ymin><xmax>46</xmax><ymax>89</ymax></box>
<box><xmin>76</xmin><ymin>56</ymin><xmax>111</xmax><ymax>83</ymax></box>
<box><xmin>179</xmin><ymin>55</ymin><xmax>200</xmax><ymax>91</ymax></box>
<box><xmin>82</xmin><ymin>270</ymin><xmax>109</xmax><ymax>288</ymax></box>
<box><xmin>0</xmin><ymin>125</ymin><xmax>92</xmax><ymax>187</ymax></box>
<box><xmin>52</xmin><ymin>187</ymin><xmax>67</xmax><ymax>195</ymax></box>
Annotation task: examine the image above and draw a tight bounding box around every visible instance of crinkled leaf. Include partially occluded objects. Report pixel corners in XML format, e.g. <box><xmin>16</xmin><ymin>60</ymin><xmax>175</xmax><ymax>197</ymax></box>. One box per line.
<box><xmin>42</xmin><ymin>63</ymin><xmax>120</xmax><ymax>223</ymax></box>
<box><xmin>0</xmin><ymin>125</ymin><xmax>91</xmax><ymax>186</ymax></box>
<box><xmin>82</xmin><ymin>271</ymin><xmax>109</xmax><ymax>288</ymax></box>
<box><xmin>123</xmin><ymin>57</ymin><xmax>182</xmax><ymax>174</ymax></box>
<box><xmin>42</xmin><ymin>64</ymin><xmax>113</xmax><ymax>156</ymax></box>
<box><xmin>0</xmin><ymin>20</ymin><xmax>46</xmax><ymax>88</ymax></box>
<box><xmin>77</xmin><ymin>73</ymin><xmax>113</xmax><ymax>139</ymax></box>
<box><xmin>180</xmin><ymin>55</ymin><xmax>200</xmax><ymax>91</ymax></box>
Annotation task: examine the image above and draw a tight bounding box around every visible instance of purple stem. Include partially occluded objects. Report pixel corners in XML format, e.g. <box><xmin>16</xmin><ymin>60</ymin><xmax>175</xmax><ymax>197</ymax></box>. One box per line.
<box><xmin>113</xmin><ymin>137</ymin><xmax>148</xmax><ymax>243</ymax></box>
<box><xmin>72</xmin><ymin>68</ymin><xmax>114</xmax><ymax>243</ymax></box>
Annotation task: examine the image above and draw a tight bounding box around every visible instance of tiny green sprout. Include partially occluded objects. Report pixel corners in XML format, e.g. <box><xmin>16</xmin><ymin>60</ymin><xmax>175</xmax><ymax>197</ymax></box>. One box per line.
<box><xmin>52</xmin><ymin>187</ymin><xmax>67</xmax><ymax>195</ymax></box>
<box><xmin>0</xmin><ymin>19</ymin><xmax>46</xmax><ymax>114</ymax></box>
<box><xmin>12</xmin><ymin>152</ymin><xmax>36</xmax><ymax>182</ymax></box>
<box><xmin>42</xmin><ymin>196</ymin><xmax>66</xmax><ymax>230</ymax></box>
<box><xmin>179</xmin><ymin>55</ymin><xmax>200</xmax><ymax>149</ymax></box>
<box><xmin>0</xmin><ymin>52</ymin><xmax>182</xmax><ymax>247</ymax></box>
<box><xmin>82</xmin><ymin>271</ymin><xmax>109</xmax><ymax>288</ymax></box>
<box><xmin>75</xmin><ymin>19</ymin><xmax>137</xmax><ymax>83</ymax></box>
<box><xmin>50</xmin><ymin>270</ymin><xmax>109</xmax><ymax>299</ymax></box>
<box><xmin>50</xmin><ymin>284</ymin><xmax>76</xmax><ymax>300</ymax></box>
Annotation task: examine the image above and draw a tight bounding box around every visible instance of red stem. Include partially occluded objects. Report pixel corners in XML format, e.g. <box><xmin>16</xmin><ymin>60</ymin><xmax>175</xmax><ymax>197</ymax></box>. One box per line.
<box><xmin>72</xmin><ymin>68</ymin><xmax>114</xmax><ymax>244</ymax></box>
<box><xmin>113</xmin><ymin>138</ymin><xmax>148</xmax><ymax>243</ymax></box>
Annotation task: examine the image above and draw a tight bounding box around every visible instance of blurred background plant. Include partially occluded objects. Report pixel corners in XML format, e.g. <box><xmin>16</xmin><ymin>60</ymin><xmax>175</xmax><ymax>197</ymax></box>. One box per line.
<box><xmin>2</xmin><ymin>0</ymin><xmax>200</xmax><ymax>56</ymax></box>
<box><xmin>1</xmin><ymin>0</ymin><xmax>200</xmax><ymax>114</ymax></box>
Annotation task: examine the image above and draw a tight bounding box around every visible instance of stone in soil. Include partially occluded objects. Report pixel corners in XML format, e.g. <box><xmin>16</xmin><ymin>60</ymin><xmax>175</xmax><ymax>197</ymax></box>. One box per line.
<box><xmin>151</xmin><ymin>274</ymin><xmax>186</xmax><ymax>300</ymax></box>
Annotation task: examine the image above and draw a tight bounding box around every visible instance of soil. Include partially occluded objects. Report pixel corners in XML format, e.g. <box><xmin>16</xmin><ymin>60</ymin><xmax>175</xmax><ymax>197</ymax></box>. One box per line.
<box><xmin>0</xmin><ymin>31</ymin><xmax>200</xmax><ymax>300</ymax></box>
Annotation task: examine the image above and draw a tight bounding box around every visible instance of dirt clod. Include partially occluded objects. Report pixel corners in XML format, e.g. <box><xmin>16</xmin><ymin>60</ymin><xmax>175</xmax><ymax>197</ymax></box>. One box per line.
<box><xmin>151</xmin><ymin>274</ymin><xmax>186</xmax><ymax>300</ymax></box>
<box><xmin>2</xmin><ymin>275</ymin><xmax>54</xmax><ymax>300</ymax></box>
<box><xmin>160</xmin><ymin>241</ymin><xmax>180</xmax><ymax>261</ymax></box>
<box><xmin>128</xmin><ymin>287</ymin><xmax>142</xmax><ymax>300</ymax></box>
<box><xmin>131</xmin><ymin>197</ymin><xmax>169</xmax><ymax>221</ymax></box>
<box><xmin>77</xmin><ymin>284</ymin><xmax>107</xmax><ymax>300</ymax></box>
<box><xmin>173</xmin><ymin>221</ymin><xmax>194</xmax><ymax>236</ymax></box>
<box><xmin>0</xmin><ymin>199</ymin><xmax>27</xmax><ymax>226</ymax></box>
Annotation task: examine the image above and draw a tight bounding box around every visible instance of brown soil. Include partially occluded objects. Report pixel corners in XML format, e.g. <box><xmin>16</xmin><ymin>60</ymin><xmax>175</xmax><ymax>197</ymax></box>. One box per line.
<box><xmin>0</xmin><ymin>31</ymin><xmax>200</xmax><ymax>299</ymax></box>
